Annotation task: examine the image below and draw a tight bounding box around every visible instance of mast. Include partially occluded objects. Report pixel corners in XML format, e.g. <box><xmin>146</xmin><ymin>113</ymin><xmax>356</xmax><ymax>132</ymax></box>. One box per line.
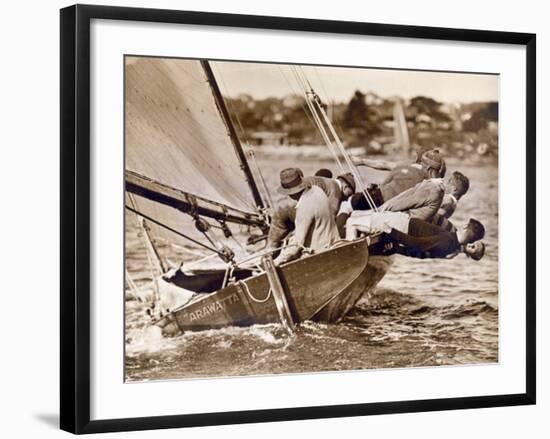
<box><xmin>201</xmin><ymin>60</ymin><xmax>265</xmax><ymax>210</ymax></box>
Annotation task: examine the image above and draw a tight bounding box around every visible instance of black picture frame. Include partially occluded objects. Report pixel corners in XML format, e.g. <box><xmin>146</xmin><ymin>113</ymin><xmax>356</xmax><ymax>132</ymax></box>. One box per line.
<box><xmin>60</xmin><ymin>4</ymin><xmax>536</xmax><ymax>434</ymax></box>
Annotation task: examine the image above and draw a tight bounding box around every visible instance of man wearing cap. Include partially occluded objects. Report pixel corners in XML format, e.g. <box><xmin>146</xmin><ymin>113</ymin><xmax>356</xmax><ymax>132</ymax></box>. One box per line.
<box><xmin>314</xmin><ymin>168</ymin><xmax>333</xmax><ymax>179</ymax></box>
<box><xmin>304</xmin><ymin>172</ymin><xmax>356</xmax><ymax>218</ymax></box>
<box><xmin>267</xmin><ymin>171</ymin><xmax>355</xmax><ymax>249</ymax></box>
<box><xmin>273</xmin><ymin>168</ymin><xmax>340</xmax><ymax>265</ymax></box>
<box><xmin>348</xmin><ymin>148</ymin><xmax>445</xmax><ymax>210</ymax></box>
<box><xmin>345</xmin><ymin>171</ymin><xmax>469</xmax><ymax>242</ymax></box>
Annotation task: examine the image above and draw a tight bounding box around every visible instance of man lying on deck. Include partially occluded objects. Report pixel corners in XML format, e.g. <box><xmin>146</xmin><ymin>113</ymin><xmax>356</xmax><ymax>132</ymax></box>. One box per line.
<box><xmin>267</xmin><ymin>169</ymin><xmax>355</xmax><ymax>250</ymax></box>
<box><xmin>346</xmin><ymin>211</ymin><xmax>485</xmax><ymax>260</ymax></box>
<box><xmin>273</xmin><ymin>168</ymin><xmax>340</xmax><ymax>265</ymax></box>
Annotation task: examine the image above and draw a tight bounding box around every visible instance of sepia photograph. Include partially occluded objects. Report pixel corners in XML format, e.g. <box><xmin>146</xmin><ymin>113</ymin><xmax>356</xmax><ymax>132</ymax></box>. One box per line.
<box><xmin>124</xmin><ymin>55</ymin><xmax>498</xmax><ymax>382</ymax></box>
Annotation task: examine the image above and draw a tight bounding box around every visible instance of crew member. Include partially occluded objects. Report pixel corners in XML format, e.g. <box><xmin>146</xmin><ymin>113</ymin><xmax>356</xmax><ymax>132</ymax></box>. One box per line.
<box><xmin>267</xmin><ymin>171</ymin><xmax>355</xmax><ymax>249</ymax></box>
<box><xmin>382</xmin><ymin>170</ymin><xmax>469</xmax><ymax>222</ymax></box>
<box><xmin>430</xmin><ymin>171</ymin><xmax>470</xmax><ymax>231</ymax></box>
<box><xmin>314</xmin><ymin>168</ymin><xmax>333</xmax><ymax>178</ymax></box>
<box><xmin>351</xmin><ymin>148</ymin><xmax>447</xmax><ymax>210</ymax></box>
<box><xmin>346</xmin><ymin>212</ymin><xmax>485</xmax><ymax>260</ymax></box>
<box><xmin>273</xmin><ymin>168</ymin><xmax>340</xmax><ymax>265</ymax></box>
<box><xmin>304</xmin><ymin>172</ymin><xmax>355</xmax><ymax>218</ymax></box>
<box><xmin>389</xmin><ymin>217</ymin><xmax>485</xmax><ymax>260</ymax></box>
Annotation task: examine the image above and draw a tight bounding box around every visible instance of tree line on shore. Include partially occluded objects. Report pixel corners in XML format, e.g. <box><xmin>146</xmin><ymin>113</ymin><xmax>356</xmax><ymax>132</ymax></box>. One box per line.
<box><xmin>226</xmin><ymin>91</ymin><xmax>499</xmax><ymax>159</ymax></box>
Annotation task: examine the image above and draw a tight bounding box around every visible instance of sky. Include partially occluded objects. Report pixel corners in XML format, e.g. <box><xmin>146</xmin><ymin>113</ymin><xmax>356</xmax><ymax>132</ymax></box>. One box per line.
<box><xmin>212</xmin><ymin>61</ymin><xmax>499</xmax><ymax>104</ymax></box>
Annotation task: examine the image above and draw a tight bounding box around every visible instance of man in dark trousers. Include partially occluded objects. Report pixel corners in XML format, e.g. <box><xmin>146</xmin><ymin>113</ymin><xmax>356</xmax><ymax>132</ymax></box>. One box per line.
<box><xmin>388</xmin><ymin>217</ymin><xmax>485</xmax><ymax>259</ymax></box>
<box><xmin>346</xmin><ymin>212</ymin><xmax>485</xmax><ymax>260</ymax></box>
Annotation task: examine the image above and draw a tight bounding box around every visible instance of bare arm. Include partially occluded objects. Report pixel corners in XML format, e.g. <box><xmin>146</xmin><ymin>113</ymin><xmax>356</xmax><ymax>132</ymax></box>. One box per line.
<box><xmin>352</xmin><ymin>157</ymin><xmax>396</xmax><ymax>171</ymax></box>
<box><xmin>437</xmin><ymin>194</ymin><xmax>457</xmax><ymax>219</ymax></box>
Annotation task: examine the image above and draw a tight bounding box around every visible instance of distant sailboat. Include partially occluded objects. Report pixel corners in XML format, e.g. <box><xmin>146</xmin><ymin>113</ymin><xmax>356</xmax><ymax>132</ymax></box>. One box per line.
<box><xmin>125</xmin><ymin>57</ymin><xmax>391</xmax><ymax>335</ymax></box>
<box><xmin>393</xmin><ymin>98</ymin><xmax>411</xmax><ymax>154</ymax></box>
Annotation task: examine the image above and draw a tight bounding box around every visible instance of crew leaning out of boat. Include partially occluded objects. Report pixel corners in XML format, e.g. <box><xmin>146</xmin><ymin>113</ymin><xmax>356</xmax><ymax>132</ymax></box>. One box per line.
<box><xmin>346</xmin><ymin>211</ymin><xmax>486</xmax><ymax>260</ymax></box>
<box><xmin>338</xmin><ymin>157</ymin><xmax>469</xmax><ymax>240</ymax></box>
<box><xmin>339</xmin><ymin>168</ymin><xmax>469</xmax><ymax>243</ymax></box>
<box><xmin>337</xmin><ymin>148</ymin><xmax>446</xmax><ymax>228</ymax></box>
<box><xmin>358</xmin><ymin>148</ymin><xmax>445</xmax><ymax>203</ymax></box>
<box><xmin>272</xmin><ymin>168</ymin><xmax>341</xmax><ymax>265</ymax></box>
<box><xmin>267</xmin><ymin>168</ymin><xmax>355</xmax><ymax>251</ymax></box>
<box><xmin>381</xmin><ymin>170</ymin><xmax>469</xmax><ymax>223</ymax></box>
<box><xmin>430</xmin><ymin>171</ymin><xmax>470</xmax><ymax>232</ymax></box>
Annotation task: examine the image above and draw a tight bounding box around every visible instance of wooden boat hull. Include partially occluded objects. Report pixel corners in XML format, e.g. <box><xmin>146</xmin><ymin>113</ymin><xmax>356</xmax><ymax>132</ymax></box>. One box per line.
<box><xmin>312</xmin><ymin>255</ymin><xmax>394</xmax><ymax>323</ymax></box>
<box><xmin>156</xmin><ymin>238</ymin><xmax>370</xmax><ymax>334</ymax></box>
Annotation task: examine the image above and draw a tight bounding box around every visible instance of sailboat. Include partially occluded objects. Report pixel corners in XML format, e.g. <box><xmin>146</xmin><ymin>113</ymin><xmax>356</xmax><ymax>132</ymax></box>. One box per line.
<box><xmin>125</xmin><ymin>57</ymin><xmax>391</xmax><ymax>336</ymax></box>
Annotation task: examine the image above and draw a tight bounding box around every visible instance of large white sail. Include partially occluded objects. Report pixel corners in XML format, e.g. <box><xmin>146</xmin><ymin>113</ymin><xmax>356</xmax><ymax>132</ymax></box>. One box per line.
<box><xmin>125</xmin><ymin>57</ymin><xmax>262</xmax><ymax>258</ymax></box>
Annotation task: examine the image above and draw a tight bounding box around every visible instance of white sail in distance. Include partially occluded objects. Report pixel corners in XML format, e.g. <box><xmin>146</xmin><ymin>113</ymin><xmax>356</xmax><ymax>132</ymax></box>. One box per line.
<box><xmin>393</xmin><ymin>98</ymin><xmax>410</xmax><ymax>154</ymax></box>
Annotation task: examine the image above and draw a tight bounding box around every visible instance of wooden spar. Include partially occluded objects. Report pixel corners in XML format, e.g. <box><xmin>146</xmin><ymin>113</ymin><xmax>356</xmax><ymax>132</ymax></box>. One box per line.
<box><xmin>201</xmin><ymin>60</ymin><xmax>265</xmax><ymax>210</ymax></box>
<box><xmin>125</xmin><ymin>170</ymin><xmax>266</xmax><ymax>228</ymax></box>
<box><xmin>246</xmin><ymin>149</ymin><xmax>273</xmax><ymax>210</ymax></box>
<box><xmin>262</xmin><ymin>255</ymin><xmax>294</xmax><ymax>335</ymax></box>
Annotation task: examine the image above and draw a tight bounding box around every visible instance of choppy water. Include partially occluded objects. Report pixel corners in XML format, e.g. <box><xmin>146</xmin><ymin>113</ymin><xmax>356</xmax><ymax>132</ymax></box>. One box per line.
<box><xmin>125</xmin><ymin>157</ymin><xmax>498</xmax><ymax>381</ymax></box>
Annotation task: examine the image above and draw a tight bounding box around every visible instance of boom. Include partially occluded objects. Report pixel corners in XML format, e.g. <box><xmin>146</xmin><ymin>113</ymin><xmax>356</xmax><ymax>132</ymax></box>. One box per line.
<box><xmin>125</xmin><ymin>170</ymin><xmax>266</xmax><ymax>228</ymax></box>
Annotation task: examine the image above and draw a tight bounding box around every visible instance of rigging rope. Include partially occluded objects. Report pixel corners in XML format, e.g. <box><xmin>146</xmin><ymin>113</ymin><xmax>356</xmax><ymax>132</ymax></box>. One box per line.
<box><xmin>211</xmin><ymin>63</ymin><xmax>250</xmax><ymax>145</ymax></box>
<box><xmin>213</xmin><ymin>63</ymin><xmax>274</xmax><ymax>213</ymax></box>
<box><xmin>179</xmin><ymin>253</ymin><xmax>220</xmax><ymax>270</ymax></box>
<box><xmin>125</xmin><ymin>205</ymin><xmax>230</xmax><ymax>260</ymax></box>
<box><xmin>247</xmin><ymin>149</ymin><xmax>274</xmax><ymax>209</ymax></box>
<box><xmin>128</xmin><ymin>193</ymin><xmax>164</xmax><ymax>305</ymax></box>
<box><xmin>289</xmin><ymin>65</ymin><xmax>378</xmax><ymax>211</ymax></box>
<box><xmin>312</xmin><ymin>67</ymin><xmax>349</xmax><ymax>144</ymax></box>
<box><xmin>125</xmin><ymin>268</ymin><xmax>146</xmax><ymax>303</ymax></box>
<box><xmin>277</xmin><ymin>66</ymin><xmax>318</xmax><ymax>130</ymax></box>
<box><xmin>290</xmin><ymin>66</ymin><xmax>346</xmax><ymax>173</ymax></box>
<box><xmin>311</xmin><ymin>95</ymin><xmax>379</xmax><ymax>212</ymax></box>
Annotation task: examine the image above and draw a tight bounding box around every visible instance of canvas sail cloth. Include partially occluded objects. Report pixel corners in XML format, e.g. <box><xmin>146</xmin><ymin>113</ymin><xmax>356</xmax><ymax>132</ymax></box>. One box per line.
<box><xmin>125</xmin><ymin>57</ymin><xmax>260</xmax><ymax>262</ymax></box>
